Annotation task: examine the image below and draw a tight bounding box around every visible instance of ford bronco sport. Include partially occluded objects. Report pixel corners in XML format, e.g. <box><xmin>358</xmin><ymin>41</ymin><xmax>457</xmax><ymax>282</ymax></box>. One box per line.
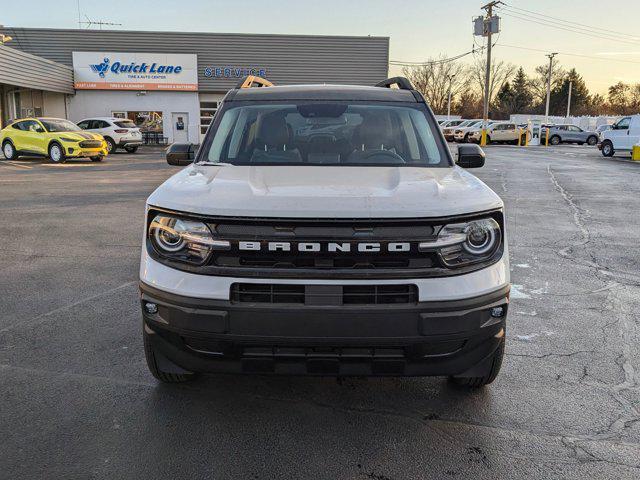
<box><xmin>140</xmin><ymin>76</ymin><xmax>510</xmax><ymax>388</ymax></box>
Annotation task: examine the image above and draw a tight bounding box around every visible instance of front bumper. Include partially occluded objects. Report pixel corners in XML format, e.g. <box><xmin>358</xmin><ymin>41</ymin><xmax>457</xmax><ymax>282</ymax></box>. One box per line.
<box><xmin>65</xmin><ymin>144</ymin><xmax>108</xmax><ymax>157</ymax></box>
<box><xmin>141</xmin><ymin>282</ymin><xmax>509</xmax><ymax>377</ymax></box>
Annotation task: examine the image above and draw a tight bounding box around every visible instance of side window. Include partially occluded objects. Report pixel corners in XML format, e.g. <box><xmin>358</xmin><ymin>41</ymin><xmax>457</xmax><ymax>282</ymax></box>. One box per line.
<box><xmin>77</xmin><ymin>120</ymin><xmax>90</xmax><ymax>130</ymax></box>
<box><xmin>12</xmin><ymin>121</ymin><xmax>26</xmax><ymax>131</ymax></box>
<box><xmin>89</xmin><ymin>120</ymin><xmax>100</xmax><ymax>129</ymax></box>
<box><xmin>616</xmin><ymin>117</ymin><xmax>630</xmax><ymax>130</ymax></box>
<box><xmin>569</xmin><ymin>125</ymin><xmax>581</xmax><ymax>132</ymax></box>
<box><xmin>98</xmin><ymin>120</ymin><xmax>111</xmax><ymax>129</ymax></box>
<box><xmin>24</xmin><ymin>120</ymin><xmax>43</xmax><ymax>132</ymax></box>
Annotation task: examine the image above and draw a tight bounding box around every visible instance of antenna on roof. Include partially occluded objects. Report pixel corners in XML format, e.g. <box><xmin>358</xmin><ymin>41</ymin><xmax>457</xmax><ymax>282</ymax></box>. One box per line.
<box><xmin>79</xmin><ymin>15</ymin><xmax>122</xmax><ymax>29</ymax></box>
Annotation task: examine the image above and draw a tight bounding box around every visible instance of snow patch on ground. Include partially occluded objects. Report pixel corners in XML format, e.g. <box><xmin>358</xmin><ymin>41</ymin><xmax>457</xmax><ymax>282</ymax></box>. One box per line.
<box><xmin>510</xmin><ymin>284</ymin><xmax>531</xmax><ymax>299</ymax></box>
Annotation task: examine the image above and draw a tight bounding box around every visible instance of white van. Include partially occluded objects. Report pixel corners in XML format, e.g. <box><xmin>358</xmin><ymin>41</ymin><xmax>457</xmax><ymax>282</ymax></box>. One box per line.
<box><xmin>600</xmin><ymin>115</ymin><xmax>640</xmax><ymax>157</ymax></box>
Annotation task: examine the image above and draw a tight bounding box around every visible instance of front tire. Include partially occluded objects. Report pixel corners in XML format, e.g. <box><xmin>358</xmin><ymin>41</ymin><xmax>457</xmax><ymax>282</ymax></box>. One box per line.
<box><xmin>48</xmin><ymin>143</ymin><xmax>66</xmax><ymax>163</ymax></box>
<box><xmin>104</xmin><ymin>137</ymin><xmax>116</xmax><ymax>154</ymax></box>
<box><xmin>2</xmin><ymin>140</ymin><xmax>17</xmax><ymax>160</ymax></box>
<box><xmin>586</xmin><ymin>135</ymin><xmax>598</xmax><ymax>146</ymax></box>
<box><xmin>449</xmin><ymin>340</ymin><xmax>505</xmax><ymax>388</ymax></box>
<box><xmin>124</xmin><ymin>146</ymin><xmax>139</xmax><ymax>153</ymax></box>
<box><xmin>143</xmin><ymin>328</ymin><xmax>198</xmax><ymax>383</ymax></box>
<box><xmin>601</xmin><ymin>140</ymin><xmax>614</xmax><ymax>157</ymax></box>
<box><xmin>549</xmin><ymin>135</ymin><xmax>561</xmax><ymax>146</ymax></box>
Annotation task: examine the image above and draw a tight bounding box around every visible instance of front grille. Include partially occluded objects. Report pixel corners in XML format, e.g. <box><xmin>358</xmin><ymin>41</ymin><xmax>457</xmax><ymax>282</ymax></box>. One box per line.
<box><xmin>230</xmin><ymin>283</ymin><xmax>418</xmax><ymax>305</ymax></box>
<box><xmin>147</xmin><ymin>210</ymin><xmax>504</xmax><ymax>279</ymax></box>
<box><xmin>209</xmin><ymin>219</ymin><xmax>440</xmax><ymax>274</ymax></box>
<box><xmin>217</xmin><ymin>253</ymin><xmax>434</xmax><ymax>270</ymax></box>
<box><xmin>79</xmin><ymin>140</ymin><xmax>102</xmax><ymax>148</ymax></box>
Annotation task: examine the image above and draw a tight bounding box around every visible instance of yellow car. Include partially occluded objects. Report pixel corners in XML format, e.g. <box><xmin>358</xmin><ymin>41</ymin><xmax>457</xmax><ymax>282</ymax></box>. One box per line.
<box><xmin>0</xmin><ymin>117</ymin><xmax>108</xmax><ymax>163</ymax></box>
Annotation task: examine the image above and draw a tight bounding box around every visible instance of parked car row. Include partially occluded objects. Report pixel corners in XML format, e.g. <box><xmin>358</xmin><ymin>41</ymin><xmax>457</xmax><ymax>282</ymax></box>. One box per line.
<box><xmin>0</xmin><ymin>116</ymin><xmax>143</xmax><ymax>163</ymax></box>
<box><xmin>441</xmin><ymin>119</ymin><xmax>521</xmax><ymax>144</ymax></box>
<box><xmin>439</xmin><ymin>118</ymin><xmax>603</xmax><ymax>147</ymax></box>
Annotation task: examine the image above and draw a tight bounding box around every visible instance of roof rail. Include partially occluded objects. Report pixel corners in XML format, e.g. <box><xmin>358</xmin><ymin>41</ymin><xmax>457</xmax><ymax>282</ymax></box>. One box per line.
<box><xmin>375</xmin><ymin>77</ymin><xmax>414</xmax><ymax>90</ymax></box>
<box><xmin>235</xmin><ymin>75</ymin><xmax>274</xmax><ymax>89</ymax></box>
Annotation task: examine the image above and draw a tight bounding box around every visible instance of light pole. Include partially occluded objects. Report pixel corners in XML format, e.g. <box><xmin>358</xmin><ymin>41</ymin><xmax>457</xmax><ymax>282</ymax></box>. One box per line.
<box><xmin>544</xmin><ymin>52</ymin><xmax>558</xmax><ymax>124</ymax></box>
<box><xmin>447</xmin><ymin>74</ymin><xmax>456</xmax><ymax>120</ymax></box>
<box><xmin>566</xmin><ymin>80</ymin><xmax>573</xmax><ymax>118</ymax></box>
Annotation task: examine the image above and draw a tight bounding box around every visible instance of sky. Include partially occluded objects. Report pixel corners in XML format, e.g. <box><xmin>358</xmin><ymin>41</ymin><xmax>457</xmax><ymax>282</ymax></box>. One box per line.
<box><xmin>2</xmin><ymin>0</ymin><xmax>639</xmax><ymax>94</ymax></box>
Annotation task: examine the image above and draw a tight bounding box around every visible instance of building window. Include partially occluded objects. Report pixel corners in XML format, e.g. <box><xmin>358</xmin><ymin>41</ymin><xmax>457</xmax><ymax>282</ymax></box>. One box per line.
<box><xmin>12</xmin><ymin>89</ymin><xmax>44</xmax><ymax>119</ymax></box>
<box><xmin>200</xmin><ymin>101</ymin><xmax>218</xmax><ymax>135</ymax></box>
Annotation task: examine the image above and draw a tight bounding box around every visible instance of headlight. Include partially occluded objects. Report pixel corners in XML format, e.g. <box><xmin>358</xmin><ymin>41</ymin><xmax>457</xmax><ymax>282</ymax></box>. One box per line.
<box><xmin>148</xmin><ymin>214</ymin><xmax>229</xmax><ymax>265</ymax></box>
<box><xmin>60</xmin><ymin>137</ymin><xmax>78</xmax><ymax>143</ymax></box>
<box><xmin>419</xmin><ymin>217</ymin><xmax>501</xmax><ymax>267</ymax></box>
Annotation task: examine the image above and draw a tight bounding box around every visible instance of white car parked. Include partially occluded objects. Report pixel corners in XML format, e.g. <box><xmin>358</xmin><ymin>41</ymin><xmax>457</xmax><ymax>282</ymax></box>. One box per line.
<box><xmin>468</xmin><ymin>122</ymin><xmax>520</xmax><ymax>144</ymax></box>
<box><xmin>77</xmin><ymin>117</ymin><xmax>143</xmax><ymax>154</ymax></box>
<box><xmin>453</xmin><ymin>120</ymin><xmax>490</xmax><ymax>143</ymax></box>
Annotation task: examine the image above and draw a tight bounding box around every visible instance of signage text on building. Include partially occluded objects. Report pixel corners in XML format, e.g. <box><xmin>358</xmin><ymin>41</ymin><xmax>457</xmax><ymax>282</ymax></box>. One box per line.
<box><xmin>203</xmin><ymin>66</ymin><xmax>267</xmax><ymax>78</ymax></box>
<box><xmin>73</xmin><ymin>52</ymin><xmax>198</xmax><ymax>91</ymax></box>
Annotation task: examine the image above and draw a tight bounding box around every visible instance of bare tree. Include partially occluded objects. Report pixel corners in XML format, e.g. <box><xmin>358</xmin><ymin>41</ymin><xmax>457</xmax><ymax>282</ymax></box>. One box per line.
<box><xmin>402</xmin><ymin>56</ymin><xmax>470</xmax><ymax>114</ymax></box>
<box><xmin>530</xmin><ymin>62</ymin><xmax>566</xmax><ymax>108</ymax></box>
<box><xmin>469</xmin><ymin>56</ymin><xmax>517</xmax><ymax>106</ymax></box>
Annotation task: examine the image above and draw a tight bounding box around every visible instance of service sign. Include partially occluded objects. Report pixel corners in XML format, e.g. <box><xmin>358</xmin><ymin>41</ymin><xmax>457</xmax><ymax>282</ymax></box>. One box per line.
<box><xmin>72</xmin><ymin>52</ymin><xmax>198</xmax><ymax>91</ymax></box>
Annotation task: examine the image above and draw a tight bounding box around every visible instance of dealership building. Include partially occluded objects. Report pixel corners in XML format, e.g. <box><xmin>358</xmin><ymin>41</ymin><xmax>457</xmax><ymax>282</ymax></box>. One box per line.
<box><xmin>0</xmin><ymin>27</ymin><xmax>389</xmax><ymax>144</ymax></box>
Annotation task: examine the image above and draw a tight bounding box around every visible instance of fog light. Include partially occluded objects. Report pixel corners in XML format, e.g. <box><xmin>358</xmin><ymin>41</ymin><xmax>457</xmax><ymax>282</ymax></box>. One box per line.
<box><xmin>490</xmin><ymin>306</ymin><xmax>505</xmax><ymax>318</ymax></box>
<box><xmin>144</xmin><ymin>302</ymin><xmax>158</xmax><ymax>314</ymax></box>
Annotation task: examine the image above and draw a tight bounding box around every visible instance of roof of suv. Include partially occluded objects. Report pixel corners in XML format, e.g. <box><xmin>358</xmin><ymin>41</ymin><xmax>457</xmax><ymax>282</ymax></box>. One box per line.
<box><xmin>230</xmin><ymin>84</ymin><xmax>419</xmax><ymax>103</ymax></box>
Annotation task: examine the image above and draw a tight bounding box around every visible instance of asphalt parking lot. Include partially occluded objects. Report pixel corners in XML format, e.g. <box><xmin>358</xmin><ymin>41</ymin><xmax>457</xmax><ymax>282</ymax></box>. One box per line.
<box><xmin>1</xmin><ymin>145</ymin><xmax>639</xmax><ymax>479</ymax></box>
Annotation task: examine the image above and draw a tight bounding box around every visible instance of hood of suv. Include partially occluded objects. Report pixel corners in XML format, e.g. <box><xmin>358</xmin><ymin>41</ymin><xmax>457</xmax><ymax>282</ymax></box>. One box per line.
<box><xmin>59</xmin><ymin>132</ymin><xmax>104</xmax><ymax>141</ymax></box>
<box><xmin>148</xmin><ymin>165</ymin><xmax>502</xmax><ymax>218</ymax></box>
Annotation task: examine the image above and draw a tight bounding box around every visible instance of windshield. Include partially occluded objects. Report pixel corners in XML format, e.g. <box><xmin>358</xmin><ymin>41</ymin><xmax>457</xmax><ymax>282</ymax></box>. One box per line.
<box><xmin>201</xmin><ymin>102</ymin><xmax>447</xmax><ymax>167</ymax></box>
<box><xmin>40</xmin><ymin>119</ymin><xmax>82</xmax><ymax>133</ymax></box>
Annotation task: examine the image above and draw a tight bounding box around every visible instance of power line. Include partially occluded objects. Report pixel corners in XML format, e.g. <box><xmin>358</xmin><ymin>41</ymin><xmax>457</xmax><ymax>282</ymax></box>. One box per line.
<box><xmin>389</xmin><ymin>46</ymin><xmax>483</xmax><ymax>66</ymax></box>
<box><xmin>497</xmin><ymin>10</ymin><xmax>640</xmax><ymax>46</ymax></box>
<box><xmin>497</xmin><ymin>43</ymin><xmax>640</xmax><ymax>66</ymax></box>
<box><xmin>500</xmin><ymin>2</ymin><xmax>640</xmax><ymax>41</ymax></box>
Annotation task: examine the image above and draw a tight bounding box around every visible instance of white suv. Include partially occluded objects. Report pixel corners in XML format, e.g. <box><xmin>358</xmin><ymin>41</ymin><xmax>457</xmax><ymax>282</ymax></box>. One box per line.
<box><xmin>139</xmin><ymin>76</ymin><xmax>510</xmax><ymax>388</ymax></box>
<box><xmin>77</xmin><ymin>117</ymin><xmax>143</xmax><ymax>154</ymax></box>
<box><xmin>468</xmin><ymin>122</ymin><xmax>519</xmax><ymax>144</ymax></box>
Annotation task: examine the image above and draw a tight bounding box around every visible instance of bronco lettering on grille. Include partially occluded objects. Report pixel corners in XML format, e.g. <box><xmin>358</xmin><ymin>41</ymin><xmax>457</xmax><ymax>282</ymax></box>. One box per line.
<box><xmin>237</xmin><ymin>242</ymin><xmax>411</xmax><ymax>253</ymax></box>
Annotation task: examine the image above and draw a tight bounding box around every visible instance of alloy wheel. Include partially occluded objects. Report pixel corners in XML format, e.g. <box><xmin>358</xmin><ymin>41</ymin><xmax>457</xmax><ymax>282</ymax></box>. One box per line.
<box><xmin>50</xmin><ymin>145</ymin><xmax>62</xmax><ymax>162</ymax></box>
<box><xmin>3</xmin><ymin>143</ymin><xmax>14</xmax><ymax>159</ymax></box>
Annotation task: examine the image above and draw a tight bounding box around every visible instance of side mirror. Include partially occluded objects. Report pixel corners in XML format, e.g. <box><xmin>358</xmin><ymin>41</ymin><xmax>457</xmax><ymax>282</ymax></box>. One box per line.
<box><xmin>456</xmin><ymin>144</ymin><xmax>485</xmax><ymax>168</ymax></box>
<box><xmin>166</xmin><ymin>143</ymin><xmax>195</xmax><ymax>166</ymax></box>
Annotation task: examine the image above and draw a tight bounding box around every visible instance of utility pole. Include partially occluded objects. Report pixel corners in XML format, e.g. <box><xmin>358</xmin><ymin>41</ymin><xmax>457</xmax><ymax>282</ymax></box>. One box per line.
<box><xmin>479</xmin><ymin>1</ymin><xmax>502</xmax><ymax>146</ymax></box>
<box><xmin>566</xmin><ymin>80</ymin><xmax>573</xmax><ymax>118</ymax></box>
<box><xmin>447</xmin><ymin>74</ymin><xmax>456</xmax><ymax>120</ymax></box>
<box><xmin>544</xmin><ymin>52</ymin><xmax>557</xmax><ymax>124</ymax></box>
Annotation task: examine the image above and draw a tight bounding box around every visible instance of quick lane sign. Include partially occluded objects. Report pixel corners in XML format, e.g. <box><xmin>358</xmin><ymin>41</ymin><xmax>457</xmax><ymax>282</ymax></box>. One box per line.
<box><xmin>73</xmin><ymin>52</ymin><xmax>198</xmax><ymax>91</ymax></box>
